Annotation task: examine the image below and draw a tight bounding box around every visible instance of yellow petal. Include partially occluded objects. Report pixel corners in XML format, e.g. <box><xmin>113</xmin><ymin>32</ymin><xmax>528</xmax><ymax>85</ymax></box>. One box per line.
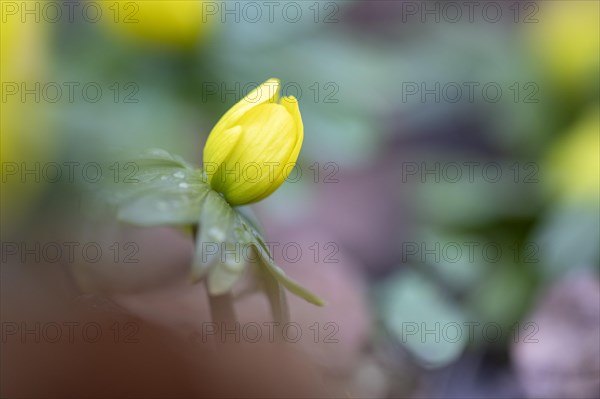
<box><xmin>201</xmin><ymin>80</ymin><xmax>304</xmax><ymax>206</ymax></box>
<box><xmin>545</xmin><ymin>104</ymin><xmax>600</xmax><ymax>204</ymax></box>
<box><xmin>209</xmin><ymin>78</ymin><xmax>280</xmax><ymax>135</ymax></box>
<box><xmin>251</xmin><ymin>96</ymin><xmax>304</xmax><ymax>203</ymax></box>
<box><xmin>214</xmin><ymin>103</ymin><xmax>297</xmax><ymax>205</ymax></box>
<box><xmin>203</xmin><ymin>125</ymin><xmax>242</xmax><ymax>185</ymax></box>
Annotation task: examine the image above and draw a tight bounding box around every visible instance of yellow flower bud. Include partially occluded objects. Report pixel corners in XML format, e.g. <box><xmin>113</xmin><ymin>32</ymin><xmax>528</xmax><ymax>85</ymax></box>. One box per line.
<box><xmin>525</xmin><ymin>1</ymin><xmax>599</xmax><ymax>95</ymax></box>
<box><xmin>101</xmin><ymin>1</ymin><xmax>210</xmax><ymax>47</ymax></box>
<box><xmin>1</xmin><ymin>15</ymin><xmax>55</xmax><ymax>229</ymax></box>
<box><xmin>545</xmin><ymin>104</ymin><xmax>599</xmax><ymax>206</ymax></box>
<box><xmin>203</xmin><ymin>78</ymin><xmax>304</xmax><ymax>206</ymax></box>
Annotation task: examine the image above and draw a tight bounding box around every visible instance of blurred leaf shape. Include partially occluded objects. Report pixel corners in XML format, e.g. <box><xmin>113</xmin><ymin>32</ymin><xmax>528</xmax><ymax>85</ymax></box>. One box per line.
<box><xmin>377</xmin><ymin>270</ymin><xmax>468</xmax><ymax>368</ymax></box>
<box><xmin>416</xmin><ymin>171</ymin><xmax>541</xmax><ymax>226</ymax></box>
<box><xmin>533</xmin><ymin>203</ymin><xmax>600</xmax><ymax>280</ymax></box>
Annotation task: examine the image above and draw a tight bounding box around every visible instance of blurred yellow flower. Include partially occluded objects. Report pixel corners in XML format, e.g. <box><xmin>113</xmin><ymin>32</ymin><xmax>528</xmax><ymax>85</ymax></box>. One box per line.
<box><xmin>102</xmin><ymin>0</ymin><xmax>209</xmax><ymax>47</ymax></box>
<box><xmin>527</xmin><ymin>1</ymin><xmax>599</xmax><ymax>95</ymax></box>
<box><xmin>545</xmin><ymin>104</ymin><xmax>600</xmax><ymax>205</ymax></box>
<box><xmin>1</xmin><ymin>16</ymin><xmax>54</xmax><ymax>228</ymax></box>
<box><xmin>203</xmin><ymin>78</ymin><xmax>304</xmax><ymax>206</ymax></box>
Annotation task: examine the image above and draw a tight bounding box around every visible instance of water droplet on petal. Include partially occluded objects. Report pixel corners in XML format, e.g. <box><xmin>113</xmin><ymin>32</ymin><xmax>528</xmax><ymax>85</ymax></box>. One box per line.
<box><xmin>179</xmin><ymin>182</ymin><xmax>189</xmax><ymax>189</ymax></box>
<box><xmin>173</xmin><ymin>171</ymin><xmax>185</xmax><ymax>179</ymax></box>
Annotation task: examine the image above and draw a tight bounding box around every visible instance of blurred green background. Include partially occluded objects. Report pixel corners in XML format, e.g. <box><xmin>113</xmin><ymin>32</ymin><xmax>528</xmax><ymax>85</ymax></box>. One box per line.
<box><xmin>1</xmin><ymin>1</ymin><xmax>599</xmax><ymax>398</ymax></box>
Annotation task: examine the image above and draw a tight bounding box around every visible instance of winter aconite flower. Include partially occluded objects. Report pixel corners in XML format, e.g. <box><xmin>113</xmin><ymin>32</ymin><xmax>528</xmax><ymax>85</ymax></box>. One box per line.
<box><xmin>203</xmin><ymin>78</ymin><xmax>304</xmax><ymax>206</ymax></box>
<box><xmin>105</xmin><ymin>79</ymin><xmax>323</xmax><ymax>309</ymax></box>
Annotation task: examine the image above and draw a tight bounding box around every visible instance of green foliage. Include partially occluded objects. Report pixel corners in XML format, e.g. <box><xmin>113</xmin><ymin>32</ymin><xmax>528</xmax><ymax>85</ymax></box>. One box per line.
<box><xmin>106</xmin><ymin>149</ymin><xmax>324</xmax><ymax>310</ymax></box>
<box><xmin>376</xmin><ymin>270</ymin><xmax>468</xmax><ymax>368</ymax></box>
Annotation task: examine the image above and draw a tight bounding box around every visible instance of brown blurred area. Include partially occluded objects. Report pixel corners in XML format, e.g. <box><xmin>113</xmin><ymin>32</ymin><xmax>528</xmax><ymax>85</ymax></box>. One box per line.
<box><xmin>1</xmin><ymin>219</ymin><xmax>377</xmax><ymax>398</ymax></box>
<box><xmin>1</xmin><ymin>258</ymin><xmax>344</xmax><ymax>398</ymax></box>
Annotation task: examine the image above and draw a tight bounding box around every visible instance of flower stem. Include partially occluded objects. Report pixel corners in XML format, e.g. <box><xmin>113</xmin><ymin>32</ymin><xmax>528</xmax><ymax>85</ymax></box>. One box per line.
<box><xmin>192</xmin><ymin>224</ymin><xmax>238</xmax><ymax>330</ymax></box>
<box><xmin>206</xmin><ymin>288</ymin><xmax>237</xmax><ymax>328</ymax></box>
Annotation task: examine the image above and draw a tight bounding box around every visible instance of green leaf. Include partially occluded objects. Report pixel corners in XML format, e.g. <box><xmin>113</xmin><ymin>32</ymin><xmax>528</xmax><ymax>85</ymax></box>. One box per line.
<box><xmin>251</xmin><ymin>246</ymin><xmax>290</xmax><ymax>324</ymax></box>
<box><xmin>191</xmin><ymin>190</ymin><xmax>236</xmax><ymax>282</ymax></box>
<box><xmin>234</xmin><ymin>213</ymin><xmax>325</xmax><ymax>306</ymax></box>
<box><xmin>253</xmin><ymin>236</ymin><xmax>325</xmax><ymax>306</ymax></box>
<box><xmin>133</xmin><ymin>148</ymin><xmax>193</xmax><ymax>166</ymax></box>
<box><xmin>235</xmin><ymin>206</ymin><xmax>265</xmax><ymax>236</ymax></box>
<box><xmin>117</xmin><ymin>187</ymin><xmax>209</xmax><ymax>226</ymax></box>
<box><xmin>258</xmin><ymin>254</ymin><xmax>325</xmax><ymax>306</ymax></box>
<box><xmin>106</xmin><ymin>149</ymin><xmax>210</xmax><ymax>226</ymax></box>
<box><xmin>104</xmin><ymin>150</ymin><xmax>324</xmax><ymax>307</ymax></box>
<box><xmin>377</xmin><ymin>270</ymin><xmax>468</xmax><ymax>368</ymax></box>
<box><xmin>534</xmin><ymin>202</ymin><xmax>600</xmax><ymax>279</ymax></box>
<box><xmin>207</xmin><ymin>255</ymin><xmax>246</xmax><ymax>296</ymax></box>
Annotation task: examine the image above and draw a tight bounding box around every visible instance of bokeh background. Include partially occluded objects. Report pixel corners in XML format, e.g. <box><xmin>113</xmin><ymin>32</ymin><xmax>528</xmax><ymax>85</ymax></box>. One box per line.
<box><xmin>1</xmin><ymin>1</ymin><xmax>599</xmax><ymax>398</ymax></box>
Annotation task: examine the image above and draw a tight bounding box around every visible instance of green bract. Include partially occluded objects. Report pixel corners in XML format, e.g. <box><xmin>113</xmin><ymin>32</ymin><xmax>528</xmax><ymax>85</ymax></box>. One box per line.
<box><xmin>105</xmin><ymin>148</ymin><xmax>324</xmax><ymax>311</ymax></box>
